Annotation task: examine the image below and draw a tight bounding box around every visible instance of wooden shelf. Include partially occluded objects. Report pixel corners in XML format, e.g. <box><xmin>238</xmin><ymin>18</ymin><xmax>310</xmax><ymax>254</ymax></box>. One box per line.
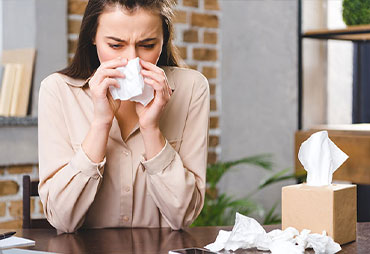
<box><xmin>303</xmin><ymin>24</ymin><xmax>370</xmax><ymax>41</ymax></box>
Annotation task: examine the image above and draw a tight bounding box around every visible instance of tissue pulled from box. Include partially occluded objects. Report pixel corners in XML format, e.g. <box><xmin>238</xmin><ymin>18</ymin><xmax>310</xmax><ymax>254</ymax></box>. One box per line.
<box><xmin>298</xmin><ymin>130</ymin><xmax>348</xmax><ymax>186</ymax></box>
<box><xmin>204</xmin><ymin>212</ymin><xmax>341</xmax><ymax>254</ymax></box>
<box><xmin>109</xmin><ymin>57</ymin><xmax>154</xmax><ymax>106</ymax></box>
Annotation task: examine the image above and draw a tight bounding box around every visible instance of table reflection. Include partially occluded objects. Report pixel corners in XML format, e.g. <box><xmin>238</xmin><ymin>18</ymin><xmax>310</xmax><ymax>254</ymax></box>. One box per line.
<box><xmin>46</xmin><ymin>228</ymin><xmax>197</xmax><ymax>254</ymax></box>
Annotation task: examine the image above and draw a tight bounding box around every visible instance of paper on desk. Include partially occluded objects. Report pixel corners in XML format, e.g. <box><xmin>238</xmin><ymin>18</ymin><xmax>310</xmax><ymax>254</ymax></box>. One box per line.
<box><xmin>1</xmin><ymin>248</ymin><xmax>59</xmax><ymax>254</ymax></box>
<box><xmin>204</xmin><ymin>212</ymin><xmax>341</xmax><ymax>254</ymax></box>
<box><xmin>0</xmin><ymin>236</ymin><xmax>35</xmax><ymax>250</ymax></box>
<box><xmin>298</xmin><ymin>130</ymin><xmax>348</xmax><ymax>186</ymax></box>
<box><xmin>109</xmin><ymin>57</ymin><xmax>154</xmax><ymax>106</ymax></box>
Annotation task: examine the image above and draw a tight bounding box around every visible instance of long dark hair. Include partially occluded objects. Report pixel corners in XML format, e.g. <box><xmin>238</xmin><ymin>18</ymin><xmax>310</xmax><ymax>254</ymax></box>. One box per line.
<box><xmin>59</xmin><ymin>0</ymin><xmax>180</xmax><ymax>79</ymax></box>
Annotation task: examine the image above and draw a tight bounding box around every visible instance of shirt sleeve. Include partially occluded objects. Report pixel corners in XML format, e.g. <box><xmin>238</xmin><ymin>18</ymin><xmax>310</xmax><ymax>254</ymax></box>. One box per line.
<box><xmin>38</xmin><ymin>77</ymin><xmax>105</xmax><ymax>233</ymax></box>
<box><xmin>140</xmin><ymin>73</ymin><xmax>210</xmax><ymax>230</ymax></box>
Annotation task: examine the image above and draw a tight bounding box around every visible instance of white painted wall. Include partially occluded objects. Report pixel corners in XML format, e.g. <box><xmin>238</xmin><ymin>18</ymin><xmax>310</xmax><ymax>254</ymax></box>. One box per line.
<box><xmin>302</xmin><ymin>0</ymin><xmax>328</xmax><ymax>129</ymax></box>
<box><xmin>220</xmin><ymin>0</ymin><xmax>298</xmax><ymax>221</ymax></box>
<box><xmin>0</xmin><ymin>1</ymin><xmax>2</xmax><ymax>56</ymax></box>
<box><xmin>327</xmin><ymin>1</ymin><xmax>352</xmax><ymax>124</ymax></box>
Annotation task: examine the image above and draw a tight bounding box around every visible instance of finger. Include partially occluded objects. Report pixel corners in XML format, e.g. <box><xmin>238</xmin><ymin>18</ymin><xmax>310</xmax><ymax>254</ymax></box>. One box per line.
<box><xmin>98</xmin><ymin>69</ymin><xmax>125</xmax><ymax>79</ymax></box>
<box><xmin>141</xmin><ymin>69</ymin><xmax>171</xmax><ymax>98</ymax></box>
<box><xmin>100</xmin><ymin>57</ymin><xmax>128</xmax><ymax>70</ymax></box>
<box><xmin>100</xmin><ymin>77</ymin><xmax>120</xmax><ymax>90</ymax></box>
<box><xmin>144</xmin><ymin>78</ymin><xmax>170</xmax><ymax>103</ymax></box>
<box><xmin>139</xmin><ymin>59</ymin><xmax>163</xmax><ymax>75</ymax></box>
<box><xmin>90</xmin><ymin>69</ymin><xmax>125</xmax><ymax>88</ymax></box>
<box><xmin>141</xmin><ymin>69</ymin><xmax>166</xmax><ymax>84</ymax></box>
<box><xmin>144</xmin><ymin>77</ymin><xmax>162</xmax><ymax>91</ymax></box>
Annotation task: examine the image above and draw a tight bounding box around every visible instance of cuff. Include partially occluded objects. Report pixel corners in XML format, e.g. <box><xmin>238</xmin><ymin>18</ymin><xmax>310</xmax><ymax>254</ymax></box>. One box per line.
<box><xmin>70</xmin><ymin>144</ymin><xmax>106</xmax><ymax>179</ymax></box>
<box><xmin>141</xmin><ymin>139</ymin><xmax>176</xmax><ymax>175</ymax></box>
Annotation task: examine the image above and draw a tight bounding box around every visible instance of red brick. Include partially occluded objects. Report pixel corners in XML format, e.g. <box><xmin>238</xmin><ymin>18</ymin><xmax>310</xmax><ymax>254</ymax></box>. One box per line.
<box><xmin>68</xmin><ymin>19</ymin><xmax>81</xmax><ymax>34</ymax></box>
<box><xmin>183</xmin><ymin>0</ymin><xmax>198</xmax><ymax>7</ymax></box>
<box><xmin>0</xmin><ymin>202</ymin><xmax>6</xmax><ymax>217</ymax></box>
<box><xmin>210</xmin><ymin>99</ymin><xmax>217</xmax><ymax>111</ymax></box>
<box><xmin>209</xmin><ymin>135</ymin><xmax>219</xmax><ymax>147</ymax></box>
<box><xmin>183</xmin><ymin>30</ymin><xmax>198</xmax><ymax>43</ymax></box>
<box><xmin>7</xmin><ymin>165</ymin><xmax>33</xmax><ymax>174</ymax></box>
<box><xmin>191</xmin><ymin>13</ymin><xmax>218</xmax><ymax>28</ymax></box>
<box><xmin>204</xmin><ymin>0</ymin><xmax>220</xmax><ymax>10</ymax></box>
<box><xmin>207</xmin><ymin>151</ymin><xmax>217</xmax><ymax>164</ymax></box>
<box><xmin>68</xmin><ymin>0</ymin><xmax>88</xmax><ymax>15</ymax></box>
<box><xmin>202</xmin><ymin>66</ymin><xmax>217</xmax><ymax>79</ymax></box>
<box><xmin>209</xmin><ymin>83</ymin><xmax>216</xmax><ymax>95</ymax></box>
<box><xmin>204</xmin><ymin>31</ymin><xmax>218</xmax><ymax>44</ymax></box>
<box><xmin>9</xmin><ymin>200</ymin><xmax>22</xmax><ymax>218</ymax></box>
<box><xmin>174</xmin><ymin>10</ymin><xmax>187</xmax><ymax>24</ymax></box>
<box><xmin>0</xmin><ymin>181</ymin><xmax>19</xmax><ymax>196</ymax></box>
<box><xmin>210</xmin><ymin>117</ymin><xmax>219</xmax><ymax>129</ymax></box>
<box><xmin>193</xmin><ymin>48</ymin><xmax>217</xmax><ymax>61</ymax></box>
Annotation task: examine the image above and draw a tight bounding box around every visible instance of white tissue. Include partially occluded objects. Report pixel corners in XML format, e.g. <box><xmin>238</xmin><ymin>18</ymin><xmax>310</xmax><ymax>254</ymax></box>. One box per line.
<box><xmin>109</xmin><ymin>57</ymin><xmax>154</xmax><ymax>106</ymax></box>
<box><xmin>298</xmin><ymin>130</ymin><xmax>348</xmax><ymax>186</ymax></box>
<box><xmin>205</xmin><ymin>213</ymin><xmax>341</xmax><ymax>254</ymax></box>
<box><xmin>224</xmin><ymin>213</ymin><xmax>266</xmax><ymax>251</ymax></box>
<box><xmin>269</xmin><ymin>240</ymin><xmax>304</xmax><ymax>254</ymax></box>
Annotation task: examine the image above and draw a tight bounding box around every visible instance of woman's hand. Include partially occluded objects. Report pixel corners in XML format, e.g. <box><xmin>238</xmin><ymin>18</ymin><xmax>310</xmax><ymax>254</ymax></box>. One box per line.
<box><xmin>88</xmin><ymin>57</ymin><xmax>127</xmax><ymax>125</ymax></box>
<box><xmin>137</xmin><ymin>59</ymin><xmax>172</xmax><ymax>131</ymax></box>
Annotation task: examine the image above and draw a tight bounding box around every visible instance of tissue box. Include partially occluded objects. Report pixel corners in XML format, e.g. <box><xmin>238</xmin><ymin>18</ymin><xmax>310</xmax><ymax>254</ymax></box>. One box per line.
<box><xmin>282</xmin><ymin>183</ymin><xmax>356</xmax><ymax>245</ymax></box>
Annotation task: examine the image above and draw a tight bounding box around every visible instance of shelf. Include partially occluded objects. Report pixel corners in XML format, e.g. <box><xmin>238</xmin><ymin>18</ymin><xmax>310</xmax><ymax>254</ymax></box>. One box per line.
<box><xmin>303</xmin><ymin>24</ymin><xmax>370</xmax><ymax>41</ymax></box>
<box><xmin>0</xmin><ymin>116</ymin><xmax>37</xmax><ymax>126</ymax></box>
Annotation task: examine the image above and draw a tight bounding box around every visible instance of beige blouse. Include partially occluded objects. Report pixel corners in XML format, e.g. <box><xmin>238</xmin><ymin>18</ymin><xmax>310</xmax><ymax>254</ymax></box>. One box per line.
<box><xmin>38</xmin><ymin>67</ymin><xmax>210</xmax><ymax>233</ymax></box>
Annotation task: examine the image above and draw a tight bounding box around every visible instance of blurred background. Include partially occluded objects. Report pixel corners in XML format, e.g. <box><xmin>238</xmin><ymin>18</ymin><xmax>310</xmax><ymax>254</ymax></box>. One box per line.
<box><xmin>0</xmin><ymin>0</ymin><xmax>369</xmax><ymax>228</ymax></box>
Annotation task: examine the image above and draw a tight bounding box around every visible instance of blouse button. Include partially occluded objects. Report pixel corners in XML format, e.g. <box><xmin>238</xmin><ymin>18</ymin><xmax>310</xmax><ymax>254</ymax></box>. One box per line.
<box><xmin>123</xmin><ymin>216</ymin><xmax>129</xmax><ymax>222</ymax></box>
<box><xmin>125</xmin><ymin>186</ymin><xmax>130</xmax><ymax>192</ymax></box>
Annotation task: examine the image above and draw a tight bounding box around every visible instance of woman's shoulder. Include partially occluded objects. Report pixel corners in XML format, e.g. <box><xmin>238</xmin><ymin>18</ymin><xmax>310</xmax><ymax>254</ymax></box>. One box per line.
<box><xmin>41</xmin><ymin>72</ymin><xmax>87</xmax><ymax>92</ymax></box>
<box><xmin>162</xmin><ymin>66</ymin><xmax>209</xmax><ymax>90</ymax></box>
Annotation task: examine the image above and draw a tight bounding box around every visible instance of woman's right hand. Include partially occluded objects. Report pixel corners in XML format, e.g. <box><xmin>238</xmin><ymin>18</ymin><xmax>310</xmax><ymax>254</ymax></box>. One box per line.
<box><xmin>88</xmin><ymin>57</ymin><xmax>127</xmax><ymax>125</ymax></box>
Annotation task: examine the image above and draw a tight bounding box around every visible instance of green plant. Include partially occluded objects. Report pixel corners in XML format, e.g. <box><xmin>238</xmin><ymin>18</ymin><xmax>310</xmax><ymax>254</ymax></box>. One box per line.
<box><xmin>343</xmin><ymin>0</ymin><xmax>370</xmax><ymax>26</ymax></box>
<box><xmin>191</xmin><ymin>155</ymin><xmax>306</xmax><ymax>227</ymax></box>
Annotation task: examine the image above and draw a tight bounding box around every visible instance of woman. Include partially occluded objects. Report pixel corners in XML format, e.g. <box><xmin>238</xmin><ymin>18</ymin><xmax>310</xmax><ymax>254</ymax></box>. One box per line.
<box><xmin>38</xmin><ymin>0</ymin><xmax>209</xmax><ymax>233</ymax></box>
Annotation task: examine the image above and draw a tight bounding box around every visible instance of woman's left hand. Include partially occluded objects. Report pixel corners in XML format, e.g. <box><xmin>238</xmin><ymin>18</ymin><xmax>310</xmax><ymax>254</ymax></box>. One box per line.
<box><xmin>136</xmin><ymin>59</ymin><xmax>172</xmax><ymax>130</ymax></box>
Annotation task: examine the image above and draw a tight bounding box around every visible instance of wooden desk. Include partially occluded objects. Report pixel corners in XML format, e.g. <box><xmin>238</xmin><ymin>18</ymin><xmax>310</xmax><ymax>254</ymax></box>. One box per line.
<box><xmin>3</xmin><ymin>223</ymin><xmax>370</xmax><ymax>253</ymax></box>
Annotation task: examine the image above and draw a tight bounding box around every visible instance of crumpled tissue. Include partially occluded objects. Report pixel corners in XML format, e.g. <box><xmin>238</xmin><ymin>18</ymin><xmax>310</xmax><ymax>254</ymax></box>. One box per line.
<box><xmin>204</xmin><ymin>213</ymin><xmax>341</xmax><ymax>254</ymax></box>
<box><xmin>109</xmin><ymin>57</ymin><xmax>154</xmax><ymax>106</ymax></box>
<box><xmin>298</xmin><ymin>130</ymin><xmax>348</xmax><ymax>186</ymax></box>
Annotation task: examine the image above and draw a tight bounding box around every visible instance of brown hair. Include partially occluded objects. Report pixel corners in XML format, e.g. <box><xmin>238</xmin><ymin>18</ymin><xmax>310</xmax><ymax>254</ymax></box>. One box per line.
<box><xmin>59</xmin><ymin>0</ymin><xmax>181</xmax><ymax>79</ymax></box>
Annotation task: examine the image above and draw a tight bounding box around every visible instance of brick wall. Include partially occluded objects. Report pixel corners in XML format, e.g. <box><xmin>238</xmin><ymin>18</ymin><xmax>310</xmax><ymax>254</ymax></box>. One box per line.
<box><xmin>0</xmin><ymin>166</ymin><xmax>44</xmax><ymax>228</ymax></box>
<box><xmin>0</xmin><ymin>0</ymin><xmax>221</xmax><ymax>228</ymax></box>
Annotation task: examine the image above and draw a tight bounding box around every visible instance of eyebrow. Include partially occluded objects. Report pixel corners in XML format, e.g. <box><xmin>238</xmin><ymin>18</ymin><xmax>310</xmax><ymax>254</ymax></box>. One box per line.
<box><xmin>105</xmin><ymin>36</ymin><xmax>157</xmax><ymax>43</ymax></box>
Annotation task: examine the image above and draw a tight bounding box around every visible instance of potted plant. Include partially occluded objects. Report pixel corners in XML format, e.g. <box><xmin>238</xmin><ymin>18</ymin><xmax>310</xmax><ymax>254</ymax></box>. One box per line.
<box><xmin>343</xmin><ymin>0</ymin><xmax>370</xmax><ymax>26</ymax></box>
<box><xmin>191</xmin><ymin>154</ymin><xmax>306</xmax><ymax>227</ymax></box>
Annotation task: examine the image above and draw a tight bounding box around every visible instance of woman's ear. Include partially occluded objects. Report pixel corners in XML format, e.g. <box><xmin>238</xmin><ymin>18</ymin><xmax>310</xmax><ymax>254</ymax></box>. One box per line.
<box><xmin>92</xmin><ymin>38</ymin><xmax>96</xmax><ymax>45</ymax></box>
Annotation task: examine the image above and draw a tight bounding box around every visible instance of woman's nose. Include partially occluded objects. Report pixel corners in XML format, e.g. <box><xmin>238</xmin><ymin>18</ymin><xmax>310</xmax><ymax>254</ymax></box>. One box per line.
<box><xmin>126</xmin><ymin>46</ymin><xmax>138</xmax><ymax>60</ymax></box>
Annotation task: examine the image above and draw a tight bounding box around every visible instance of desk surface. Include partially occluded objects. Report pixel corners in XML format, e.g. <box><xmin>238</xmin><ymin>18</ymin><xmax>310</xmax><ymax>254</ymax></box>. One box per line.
<box><xmin>5</xmin><ymin>223</ymin><xmax>370</xmax><ymax>254</ymax></box>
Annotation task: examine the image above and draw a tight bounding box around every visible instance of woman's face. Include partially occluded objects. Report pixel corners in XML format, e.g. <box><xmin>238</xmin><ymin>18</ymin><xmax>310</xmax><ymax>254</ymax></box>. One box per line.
<box><xmin>94</xmin><ymin>6</ymin><xmax>164</xmax><ymax>64</ymax></box>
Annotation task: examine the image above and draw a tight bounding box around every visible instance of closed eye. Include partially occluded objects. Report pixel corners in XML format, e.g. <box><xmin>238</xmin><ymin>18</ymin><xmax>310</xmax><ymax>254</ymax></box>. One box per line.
<box><xmin>109</xmin><ymin>44</ymin><xmax>123</xmax><ymax>49</ymax></box>
<box><xmin>140</xmin><ymin>44</ymin><xmax>155</xmax><ymax>49</ymax></box>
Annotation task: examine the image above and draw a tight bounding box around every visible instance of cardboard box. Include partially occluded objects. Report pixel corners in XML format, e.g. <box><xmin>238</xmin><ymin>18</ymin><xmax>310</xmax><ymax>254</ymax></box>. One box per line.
<box><xmin>282</xmin><ymin>183</ymin><xmax>357</xmax><ymax>245</ymax></box>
